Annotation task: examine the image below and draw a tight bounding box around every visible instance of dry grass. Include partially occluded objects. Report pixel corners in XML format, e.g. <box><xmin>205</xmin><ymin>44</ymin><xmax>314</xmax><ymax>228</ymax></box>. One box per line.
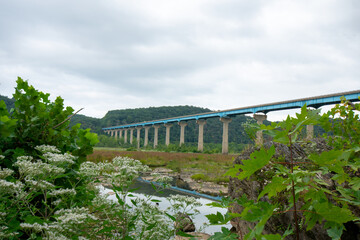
<box><xmin>87</xmin><ymin>148</ymin><xmax>237</xmax><ymax>183</ymax></box>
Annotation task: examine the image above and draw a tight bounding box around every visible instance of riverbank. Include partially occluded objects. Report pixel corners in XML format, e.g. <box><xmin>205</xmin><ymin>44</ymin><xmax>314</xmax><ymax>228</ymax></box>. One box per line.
<box><xmin>88</xmin><ymin>149</ymin><xmax>235</xmax><ymax>196</ymax></box>
<box><xmin>143</xmin><ymin>167</ymin><xmax>228</xmax><ymax>196</ymax></box>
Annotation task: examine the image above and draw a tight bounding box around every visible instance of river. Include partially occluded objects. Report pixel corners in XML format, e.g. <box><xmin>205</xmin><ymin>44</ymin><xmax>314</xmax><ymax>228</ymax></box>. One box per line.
<box><xmin>99</xmin><ymin>181</ymin><xmax>232</xmax><ymax>235</ymax></box>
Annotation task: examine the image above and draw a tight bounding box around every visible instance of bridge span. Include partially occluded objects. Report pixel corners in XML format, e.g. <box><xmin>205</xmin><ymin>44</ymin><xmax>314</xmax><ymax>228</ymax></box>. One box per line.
<box><xmin>103</xmin><ymin>90</ymin><xmax>360</xmax><ymax>154</ymax></box>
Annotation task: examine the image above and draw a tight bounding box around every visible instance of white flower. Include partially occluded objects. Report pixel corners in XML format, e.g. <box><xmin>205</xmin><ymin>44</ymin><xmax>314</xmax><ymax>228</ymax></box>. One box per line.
<box><xmin>0</xmin><ymin>167</ymin><xmax>14</xmax><ymax>179</ymax></box>
<box><xmin>45</xmin><ymin>231</ymin><xmax>69</xmax><ymax>240</ymax></box>
<box><xmin>24</xmin><ymin>177</ymin><xmax>55</xmax><ymax>190</ymax></box>
<box><xmin>52</xmin><ymin>199</ymin><xmax>62</xmax><ymax>206</ymax></box>
<box><xmin>43</xmin><ymin>152</ymin><xmax>76</xmax><ymax>165</ymax></box>
<box><xmin>48</xmin><ymin>188</ymin><xmax>76</xmax><ymax>197</ymax></box>
<box><xmin>14</xmin><ymin>157</ymin><xmax>65</xmax><ymax>178</ymax></box>
<box><xmin>55</xmin><ymin>207</ymin><xmax>97</xmax><ymax>227</ymax></box>
<box><xmin>0</xmin><ymin>179</ymin><xmax>24</xmax><ymax>195</ymax></box>
<box><xmin>35</xmin><ymin>145</ymin><xmax>61</xmax><ymax>154</ymax></box>
<box><xmin>0</xmin><ymin>226</ymin><xmax>18</xmax><ymax>238</ymax></box>
<box><xmin>152</xmin><ymin>174</ymin><xmax>173</xmax><ymax>184</ymax></box>
<box><xmin>79</xmin><ymin>161</ymin><xmax>100</xmax><ymax>177</ymax></box>
<box><xmin>20</xmin><ymin>222</ymin><xmax>50</xmax><ymax>232</ymax></box>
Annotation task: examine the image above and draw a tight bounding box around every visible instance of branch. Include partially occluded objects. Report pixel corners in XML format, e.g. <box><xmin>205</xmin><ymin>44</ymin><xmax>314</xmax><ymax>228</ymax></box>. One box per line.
<box><xmin>52</xmin><ymin>108</ymin><xmax>84</xmax><ymax>129</ymax></box>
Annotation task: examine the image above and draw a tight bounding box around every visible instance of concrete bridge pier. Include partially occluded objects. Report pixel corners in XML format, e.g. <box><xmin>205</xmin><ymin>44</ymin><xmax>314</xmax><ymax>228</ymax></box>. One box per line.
<box><xmin>114</xmin><ymin>130</ymin><xmax>118</xmax><ymax>139</ymax></box>
<box><xmin>178</xmin><ymin>121</ymin><xmax>188</xmax><ymax>146</ymax></box>
<box><xmin>129</xmin><ymin>128</ymin><xmax>134</xmax><ymax>144</ymax></box>
<box><xmin>136</xmin><ymin>126</ymin><xmax>142</xmax><ymax>149</ymax></box>
<box><xmin>220</xmin><ymin>117</ymin><xmax>232</xmax><ymax>154</ymax></box>
<box><xmin>153</xmin><ymin>125</ymin><xmax>160</xmax><ymax>148</ymax></box>
<box><xmin>196</xmin><ymin>119</ymin><xmax>206</xmax><ymax>152</ymax></box>
<box><xmin>164</xmin><ymin>123</ymin><xmax>172</xmax><ymax>146</ymax></box>
<box><xmin>144</xmin><ymin>126</ymin><xmax>151</xmax><ymax>147</ymax></box>
<box><xmin>119</xmin><ymin>129</ymin><xmax>123</xmax><ymax>139</ymax></box>
<box><xmin>253</xmin><ymin>114</ymin><xmax>267</xmax><ymax>145</ymax></box>
<box><xmin>110</xmin><ymin>130</ymin><xmax>114</xmax><ymax>137</ymax></box>
<box><xmin>124</xmin><ymin>129</ymin><xmax>128</xmax><ymax>143</ymax></box>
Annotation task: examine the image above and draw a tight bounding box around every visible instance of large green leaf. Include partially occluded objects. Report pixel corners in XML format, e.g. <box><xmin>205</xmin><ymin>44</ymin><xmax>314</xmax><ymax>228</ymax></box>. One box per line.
<box><xmin>258</xmin><ymin>176</ymin><xmax>288</xmax><ymax>200</ymax></box>
<box><xmin>225</xmin><ymin>146</ymin><xmax>275</xmax><ymax>180</ymax></box>
<box><xmin>314</xmin><ymin>202</ymin><xmax>355</xmax><ymax>224</ymax></box>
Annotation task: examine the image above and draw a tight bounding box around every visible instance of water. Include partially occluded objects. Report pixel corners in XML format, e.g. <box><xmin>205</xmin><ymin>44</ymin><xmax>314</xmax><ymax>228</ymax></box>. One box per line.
<box><xmin>99</xmin><ymin>181</ymin><xmax>232</xmax><ymax>235</ymax></box>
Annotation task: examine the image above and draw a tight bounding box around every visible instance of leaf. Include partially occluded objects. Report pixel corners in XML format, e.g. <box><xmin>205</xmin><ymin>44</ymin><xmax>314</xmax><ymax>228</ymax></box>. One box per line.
<box><xmin>165</xmin><ymin>212</ymin><xmax>176</xmax><ymax>221</ymax></box>
<box><xmin>326</xmin><ymin>224</ymin><xmax>345</xmax><ymax>240</ymax></box>
<box><xmin>206</xmin><ymin>211</ymin><xmax>231</xmax><ymax>225</ymax></box>
<box><xmin>177</xmin><ymin>231</ymin><xmax>197</xmax><ymax>238</ymax></box>
<box><xmin>314</xmin><ymin>202</ymin><xmax>355</xmax><ymax>224</ymax></box>
<box><xmin>258</xmin><ymin>176</ymin><xmax>288</xmax><ymax>200</ymax></box>
<box><xmin>225</xmin><ymin>146</ymin><xmax>275</xmax><ymax>180</ymax></box>
<box><xmin>209</xmin><ymin>227</ymin><xmax>239</xmax><ymax>240</ymax></box>
<box><xmin>350</xmin><ymin>177</ymin><xmax>360</xmax><ymax>191</ymax></box>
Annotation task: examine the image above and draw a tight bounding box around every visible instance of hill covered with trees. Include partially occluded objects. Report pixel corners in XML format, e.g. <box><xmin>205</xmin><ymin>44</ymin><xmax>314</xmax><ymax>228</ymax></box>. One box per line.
<box><xmin>0</xmin><ymin>94</ymin><xmax>254</xmax><ymax>146</ymax></box>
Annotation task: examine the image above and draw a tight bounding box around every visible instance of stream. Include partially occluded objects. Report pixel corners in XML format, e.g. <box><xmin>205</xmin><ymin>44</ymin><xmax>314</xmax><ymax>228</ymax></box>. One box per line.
<box><xmin>99</xmin><ymin>181</ymin><xmax>232</xmax><ymax>235</ymax></box>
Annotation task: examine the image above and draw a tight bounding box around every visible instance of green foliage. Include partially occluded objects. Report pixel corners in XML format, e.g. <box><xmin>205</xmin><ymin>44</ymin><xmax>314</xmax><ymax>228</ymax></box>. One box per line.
<box><xmin>225</xmin><ymin>146</ymin><xmax>275</xmax><ymax>180</ymax></box>
<box><xmin>0</xmin><ymin>79</ymin><xmax>204</xmax><ymax>239</ymax></box>
<box><xmin>96</xmin><ymin>134</ymin><xmax>120</xmax><ymax>148</ymax></box>
<box><xmin>208</xmin><ymin>227</ymin><xmax>239</xmax><ymax>240</ymax></box>
<box><xmin>0</xmin><ymin>78</ymin><xmax>99</xmax><ymax>238</ymax></box>
<box><xmin>1</xmin><ymin>78</ymin><xmax>98</xmax><ymax>165</ymax></box>
<box><xmin>208</xmin><ymin>101</ymin><xmax>360</xmax><ymax>239</ymax></box>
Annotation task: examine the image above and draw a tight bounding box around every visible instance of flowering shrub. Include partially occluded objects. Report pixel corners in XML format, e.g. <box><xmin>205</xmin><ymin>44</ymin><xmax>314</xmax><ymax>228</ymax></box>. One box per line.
<box><xmin>0</xmin><ymin>79</ymin><xmax>204</xmax><ymax>239</ymax></box>
<box><xmin>0</xmin><ymin>146</ymin><xmax>204</xmax><ymax>239</ymax></box>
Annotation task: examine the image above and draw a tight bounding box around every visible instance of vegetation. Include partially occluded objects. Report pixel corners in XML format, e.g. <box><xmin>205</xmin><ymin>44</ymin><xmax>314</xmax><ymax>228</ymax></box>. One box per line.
<box><xmin>0</xmin><ymin>79</ymin><xmax>203</xmax><ymax>239</ymax></box>
<box><xmin>88</xmin><ymin>148</ymin><xmax>235</xmax><ymax>184</ymax></box>
<box><xmin>207</xmin><ymin>100</ymin><xmax>360</xmax><ymax>239</ymax></box>
<box><xmin>1</xmin><ymin>78</ymin><xmax>358</xmax><ymax>239</ymax></box>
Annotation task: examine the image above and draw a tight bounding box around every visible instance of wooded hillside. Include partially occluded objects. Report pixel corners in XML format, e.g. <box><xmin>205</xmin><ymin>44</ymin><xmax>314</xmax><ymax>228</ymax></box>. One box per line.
<box><xmin>0</xmin><ymin>95</ymin><xmax>254</xmax><ymax>144</ymax></box>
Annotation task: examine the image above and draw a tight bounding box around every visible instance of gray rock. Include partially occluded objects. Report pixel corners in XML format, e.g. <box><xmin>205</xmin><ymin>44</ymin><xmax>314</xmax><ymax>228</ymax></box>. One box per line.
<box><xmin>175</xmin><ymin>212</ymin><xmax>195</xmax><ymax>232</ymax></box>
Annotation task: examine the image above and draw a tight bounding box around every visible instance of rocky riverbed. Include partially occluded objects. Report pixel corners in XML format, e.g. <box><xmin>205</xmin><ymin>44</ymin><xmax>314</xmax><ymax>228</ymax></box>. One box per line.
<box><xmin>142</xmin><ymin>167</ymin><xmax>228</xmax><ymax>196</ymax></box>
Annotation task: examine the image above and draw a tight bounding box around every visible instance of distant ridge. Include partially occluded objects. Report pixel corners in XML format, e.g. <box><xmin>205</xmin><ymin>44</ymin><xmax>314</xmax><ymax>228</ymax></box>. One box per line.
<box><xmin>0</xmin><ymin>95</ymin><xmax>252</xmax><ymax>144</ymax></box>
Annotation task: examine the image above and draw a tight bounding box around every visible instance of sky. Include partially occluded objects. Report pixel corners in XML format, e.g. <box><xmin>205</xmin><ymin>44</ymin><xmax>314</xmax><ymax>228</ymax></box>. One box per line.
<box><xmin>0</xmin><ymin>0</ymin><xmax>359</xmax><ymax>121</ymax></box>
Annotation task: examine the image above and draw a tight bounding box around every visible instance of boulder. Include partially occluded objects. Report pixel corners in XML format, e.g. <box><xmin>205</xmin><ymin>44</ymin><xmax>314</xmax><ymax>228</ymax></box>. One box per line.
<box><xmin>175</xmin><ymin>212</ymin><xmax>196</xmax><ymax>233</ymax></box>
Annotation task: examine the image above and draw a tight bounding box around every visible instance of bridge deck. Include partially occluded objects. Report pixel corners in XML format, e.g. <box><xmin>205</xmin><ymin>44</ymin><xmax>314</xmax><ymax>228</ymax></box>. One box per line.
<box><xmin>103</xmin><ymin>90</ymin><xmax>360</xmax><ymax>130</ymax></box>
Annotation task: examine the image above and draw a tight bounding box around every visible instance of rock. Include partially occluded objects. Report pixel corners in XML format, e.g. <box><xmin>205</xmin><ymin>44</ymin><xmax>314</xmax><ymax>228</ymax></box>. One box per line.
<box><xmin>175</xmin><ymin>175</ymin><xmax>192</xmax><ymax>190</ymax></box>
<box><xmin>175</xmin><ymin>213</ymin><xmax>196</xmax><ymax>233</ymax></box>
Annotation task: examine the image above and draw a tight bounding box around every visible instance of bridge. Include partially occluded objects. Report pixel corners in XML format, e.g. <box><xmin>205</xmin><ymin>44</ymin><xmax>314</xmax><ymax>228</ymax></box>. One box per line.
<box><xmin>103</xmin><ymin>90</ymin><xmax>360</xmax><ymax>154</ymax></box>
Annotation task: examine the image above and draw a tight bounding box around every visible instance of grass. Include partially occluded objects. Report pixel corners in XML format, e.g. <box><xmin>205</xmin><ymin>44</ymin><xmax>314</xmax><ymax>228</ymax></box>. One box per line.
<box><xmin>88</xmin><ymin>147</ymin><xmax>236</xmax><ymax>184</ymax></box>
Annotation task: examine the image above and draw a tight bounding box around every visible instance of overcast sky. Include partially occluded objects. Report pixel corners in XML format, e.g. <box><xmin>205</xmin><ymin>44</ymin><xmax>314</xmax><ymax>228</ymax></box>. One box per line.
<box><xmin>1</xmin><ymin>0</ymin><xmax>359</xmax><ymax>121</ymax></box>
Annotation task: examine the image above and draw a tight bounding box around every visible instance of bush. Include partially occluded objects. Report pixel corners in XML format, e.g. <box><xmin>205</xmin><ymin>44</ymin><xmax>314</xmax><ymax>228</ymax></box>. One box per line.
<box><xmin>208</xmin><ymin>101</ymin><xmax>360</xmax><ymax>240</ymax></box>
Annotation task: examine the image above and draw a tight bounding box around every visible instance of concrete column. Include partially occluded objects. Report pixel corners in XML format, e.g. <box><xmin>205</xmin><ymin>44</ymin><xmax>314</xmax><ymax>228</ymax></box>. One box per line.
<box><xmin>220</xmin><ymin>117</ymin><xmax>232</xmax><ymax>154</ymax></box>
<box><xmin>129</xmin><ymin>128</ymin><xmax>134</xmax><ymax>144</ymax></box>
<box><xmin>144</xmin><ymin>126</ymin><xmax>151</xmax><ymax>147</ymax></box>
<box><xmin>119</xmin><ymin>129</ymin><xmax>123</xmax><ymax>139</ymax></box>
<box><xmin>136</xmin><ymin>126</ymin><xmax>142</xmax><ymax>149</ymax></box>
<box><xmin>253</xmin><ymin>114</ymin><xmax>267</xmax><ymax>146</ymax></box>
<box><xmin>114</xmin><ymin>130</ymin><xmax>118</xmax><ymax>139</ymax></box>
<box><xmin>178</xmin><ymin>121</ymin><xmax>188</xmax><ymax>146</ymax></box>
<box><xmin>124</xmin><ymin>129</ymin><xmax>128</xmax><ymax>143</ymax></box>
<box><xmin>306</xmin><ymin>125</ymin><xmax>314</xmax><ymax>140</ymax></box>
<box><xmin>196</xmin><ymin>119</ymin><xmax>206</xmax><ymax>152</ymax></box>
<box><xmin>164</xmin><ymin>123</ymin><xmax>172</xmax><ymax>146</ymax></box>
<box><xmin>153</xmin><ymin>125</ymin><xmax>160</xmax><ymax>148</ymax></box>
<box><xmin>110</xmin><ymin>130</ymin><xmax>114</xmax><ymax>137</ymax></box>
